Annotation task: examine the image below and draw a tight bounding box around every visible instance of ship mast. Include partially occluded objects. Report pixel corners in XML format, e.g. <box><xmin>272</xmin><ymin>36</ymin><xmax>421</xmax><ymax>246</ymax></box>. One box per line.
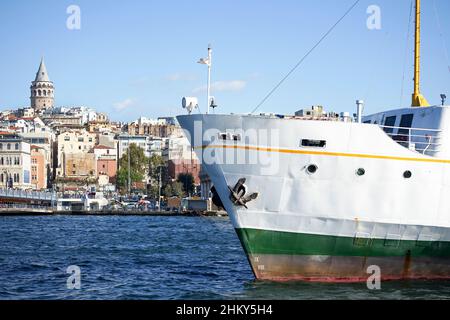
<box><xmin>412</xmin><ymin>0</ymin><xmax>430</xmax><ymax>107</ymax></box>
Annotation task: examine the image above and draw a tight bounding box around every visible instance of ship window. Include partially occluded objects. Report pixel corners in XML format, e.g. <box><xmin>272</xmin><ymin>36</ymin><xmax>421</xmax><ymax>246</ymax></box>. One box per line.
<box><xmin>218</xmin><ymin>133</ymin><xmax>241</xmax><ymax>141</ymax></box>
<box><xmin>363</xmin><ymin>120</ymin><xmax>371</xmax><ymax>124</ymax></box>
<box><xmin>301</xmin><ymin>139</ymin><xmax>326</xmax><ymax>148</ymax></box>
<box><xmin>306</xmin><ymin>164</ymin><xmax>318</xmax><ymax>174</ymax></box>
<box><xmin>218</xmin><ymin>133</ymin><xmax>228</xmax><ymax>140</ymax></box>
<box><xmin>403</xmin><ymin>170</ymin><xmax>412</xmax><ymax>179</ymax></box>
<box><xmin>383</xmin><ymin>116</ymin><xmax>397</xmax><ymax>134</ymax></box>
<box><xmin>356</xmin><ymin>168</ymin><xmax>365</xmax><ymax>176</ymax></box>
<box><xmin>397</xmin><ymin>114</ymin><xmax>414</xmax><ymax>136</ymax></box>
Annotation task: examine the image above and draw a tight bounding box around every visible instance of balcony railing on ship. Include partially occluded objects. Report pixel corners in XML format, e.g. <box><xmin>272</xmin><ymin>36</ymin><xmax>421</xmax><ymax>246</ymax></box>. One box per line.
<box><xmin>379</xmin><ymin>125</ymin><xmax>442</xmax><ymax>155</ymax></box>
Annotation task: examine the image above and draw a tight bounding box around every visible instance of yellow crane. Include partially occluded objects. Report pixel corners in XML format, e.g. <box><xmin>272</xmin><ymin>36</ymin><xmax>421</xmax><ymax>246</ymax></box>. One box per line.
<box><xmin>412</xmin><ymin>0</ymin><xmax>430</xmax><ymax>107</ymax></box>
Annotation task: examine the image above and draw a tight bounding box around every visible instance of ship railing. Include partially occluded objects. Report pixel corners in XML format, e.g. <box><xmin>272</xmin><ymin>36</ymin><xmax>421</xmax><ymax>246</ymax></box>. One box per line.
<box><xmin>379</xmin><ymin>125</ymin><xmax>443</xmax><ymax>155</ymax></box>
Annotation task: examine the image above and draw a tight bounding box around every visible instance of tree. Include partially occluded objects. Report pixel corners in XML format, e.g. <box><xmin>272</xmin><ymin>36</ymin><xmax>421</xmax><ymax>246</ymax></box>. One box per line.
<box><xmin>147</xmin><ymin>154</ymin><xmax>167</xmax><ymax>200</ymax></box>
<box><xmin>163</xmin><ymin>181</ymin><xmax>184</xmax><ymax>198</ymax></box>
<box><xmin>171</xmin><ymin>181</ymin><xmax>184</xmax><ymax>197</ymax></box>
<box><xmin>177</xmin><ymin>173</ymin><xmax>195</xmax><ymax>196</ymax></box>
<box><xmin>117</xmin><ymin>143</ymin><xmax>149</xmax><ymax>193</ymax></box>
<box><xmin>148</xmin><ymin>154</ymin><xmax>165</xmax><ymax>183</ymax></box>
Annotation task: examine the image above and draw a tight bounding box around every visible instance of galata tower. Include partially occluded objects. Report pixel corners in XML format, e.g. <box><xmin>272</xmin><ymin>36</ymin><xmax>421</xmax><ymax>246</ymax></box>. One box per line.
<box><xmin>30</xmin><ymin>57</ymin><xmax>54</xmax><ymax>111</ymax></box>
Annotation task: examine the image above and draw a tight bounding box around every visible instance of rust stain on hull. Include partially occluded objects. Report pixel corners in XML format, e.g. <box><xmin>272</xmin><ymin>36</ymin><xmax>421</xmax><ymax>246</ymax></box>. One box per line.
<box><xmin>249</xmin><ymin>254</ymin><xmax>450</xmax><ymax>283</ymax></box>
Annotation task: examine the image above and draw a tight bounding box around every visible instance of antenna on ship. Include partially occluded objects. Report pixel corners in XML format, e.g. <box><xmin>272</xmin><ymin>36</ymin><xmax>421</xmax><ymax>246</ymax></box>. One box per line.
<box><xmin>412</xmin><ymin>0</ymin><xmax>430</xmax><ymax>107</ymax></box>
<box><xmin>198</xmin><ymin>44</ymin><xmax>212</xmax><ymax>114</ymax></box>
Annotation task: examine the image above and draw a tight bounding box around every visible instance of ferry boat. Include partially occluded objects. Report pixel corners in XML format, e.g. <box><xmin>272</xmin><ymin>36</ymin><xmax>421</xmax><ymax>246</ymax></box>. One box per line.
<box><xmin>177</xmin><ymin>0</ymin><xmax>450</xmax><ymax>282</ymax></box>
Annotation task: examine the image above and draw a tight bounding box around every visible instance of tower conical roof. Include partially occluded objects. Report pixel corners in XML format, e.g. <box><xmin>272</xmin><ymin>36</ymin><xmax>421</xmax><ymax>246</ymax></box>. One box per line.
<box><xmin>35</xmin><ymin>57</ymin><xmax>50</xmax><ymax>82</ymax></box>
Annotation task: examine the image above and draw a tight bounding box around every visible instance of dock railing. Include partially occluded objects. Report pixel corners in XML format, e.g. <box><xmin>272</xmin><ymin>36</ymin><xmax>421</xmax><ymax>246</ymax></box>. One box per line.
<box><xmin>379</xmin><ymin>125</ymin><xmax>443</xmax><ymax>155</ymax></box>
<box><xmin>0</xmin><ymin>203</ymin><xmax>53</xmax><ymax>212</ymax></box>
<box><xmin>0</xmin><ymin>188</ymin><xmax>57</xmax><ymax>202</ymax></box>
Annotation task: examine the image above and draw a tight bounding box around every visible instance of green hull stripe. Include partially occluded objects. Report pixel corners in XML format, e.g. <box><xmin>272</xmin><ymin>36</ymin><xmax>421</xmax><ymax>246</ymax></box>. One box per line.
<box><xmin>235</xmin><ymin>228</ymin><xmax>450</xmax><ymax>258</ymax></box>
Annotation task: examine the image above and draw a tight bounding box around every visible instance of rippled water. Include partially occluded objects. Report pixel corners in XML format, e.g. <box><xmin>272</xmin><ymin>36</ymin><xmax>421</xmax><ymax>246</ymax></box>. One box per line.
<box><xmin>0</xmin><ymin>215</ymin><xmax>449</xmax><ymax>300</ymax></box>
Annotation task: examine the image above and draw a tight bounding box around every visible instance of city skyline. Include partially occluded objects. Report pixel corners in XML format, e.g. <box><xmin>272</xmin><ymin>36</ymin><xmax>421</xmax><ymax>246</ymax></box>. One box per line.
<box><xmin>0</xmin><ymin>0</ymin><xmax>449</xmax><ymax>122</ymax></box>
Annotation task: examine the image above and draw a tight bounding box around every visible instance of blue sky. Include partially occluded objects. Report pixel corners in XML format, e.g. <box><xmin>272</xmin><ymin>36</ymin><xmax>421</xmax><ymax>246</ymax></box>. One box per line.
<box><xmin>0</xmin><ymin>0</ymin><xmax>449</xmax><ymax>121</ymax></box>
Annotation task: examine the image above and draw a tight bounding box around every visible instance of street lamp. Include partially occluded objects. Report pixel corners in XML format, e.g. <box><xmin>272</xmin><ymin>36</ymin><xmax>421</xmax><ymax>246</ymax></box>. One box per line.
<box><xmin>127</xmin><ymin>136</ymin><xmax>131</xmax><ymax>195</ymax></box>
<box><xmin>158</xmin><ymin>165</ymin><xmax>162</xmax><ymax>211</ymax></box>
<box><xmin>151</xmin><ymin>164</ymin><xmax>164</xmax><ymax>211</ymax></box>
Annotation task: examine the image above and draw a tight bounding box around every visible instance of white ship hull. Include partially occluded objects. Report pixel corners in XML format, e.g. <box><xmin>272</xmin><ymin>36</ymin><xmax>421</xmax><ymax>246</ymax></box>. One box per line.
<box><xmin>177</xmin><ymin>113</ymin><xmax>450</xmax><ymax>282</ymax></box>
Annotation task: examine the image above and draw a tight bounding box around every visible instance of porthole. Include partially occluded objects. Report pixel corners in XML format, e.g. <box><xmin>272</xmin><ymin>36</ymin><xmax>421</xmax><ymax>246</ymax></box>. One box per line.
<box><xmin>356</xmin><ymin>168</ymin><xmax>365</xmax><ymax>176</ymax></box>
<box><xmin>403</xmin><ymin>170</ymin><xmax>412</xmax><ymax>179</ymax></box>
<box><xmin>306</xmin><ymin>164</ymin><xmax>318</xmax><ymax>174</ymax></box>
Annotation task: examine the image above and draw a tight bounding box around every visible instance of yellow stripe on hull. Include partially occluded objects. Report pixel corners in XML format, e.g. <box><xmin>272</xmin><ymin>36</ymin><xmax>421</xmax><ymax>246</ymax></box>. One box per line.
<box><xmin>197</xmin><ymin>144</ymin><xmax>450</xmax><ymax>164</ymax></box>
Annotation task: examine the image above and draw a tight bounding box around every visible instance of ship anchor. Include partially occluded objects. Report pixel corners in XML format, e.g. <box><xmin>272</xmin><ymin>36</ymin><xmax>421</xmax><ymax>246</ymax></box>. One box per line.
<box><xmin>228</xmin><ymin>178</ymin><xmax>258</xmax><ymax>209</ymax></box>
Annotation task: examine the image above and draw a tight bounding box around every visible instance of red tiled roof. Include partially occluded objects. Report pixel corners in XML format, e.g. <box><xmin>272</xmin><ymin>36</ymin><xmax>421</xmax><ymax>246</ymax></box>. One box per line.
<box><xmin>94</xmin><ymin>145</ymin><xmax>114</xmax><ymax>149</ymax></box>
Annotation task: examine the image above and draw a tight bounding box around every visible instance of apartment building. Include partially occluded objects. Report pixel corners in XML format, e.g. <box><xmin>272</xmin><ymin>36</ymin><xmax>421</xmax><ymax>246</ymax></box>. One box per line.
<box><xmin>0</xmin><ymin>132</ymin><xmax>32</xmax><ymax>189</ymax></box>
